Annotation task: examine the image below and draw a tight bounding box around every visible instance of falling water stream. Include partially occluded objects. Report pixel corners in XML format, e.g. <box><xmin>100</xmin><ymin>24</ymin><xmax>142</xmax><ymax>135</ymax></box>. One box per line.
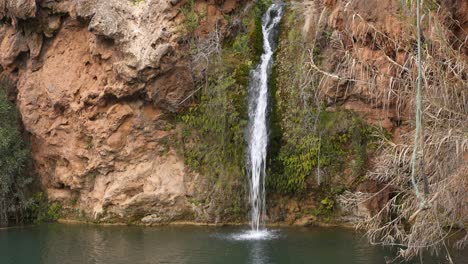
<box><xmin>246</xmin><ymin>3</ymin><xmax>284</xmax><ymax>235</ymax></box>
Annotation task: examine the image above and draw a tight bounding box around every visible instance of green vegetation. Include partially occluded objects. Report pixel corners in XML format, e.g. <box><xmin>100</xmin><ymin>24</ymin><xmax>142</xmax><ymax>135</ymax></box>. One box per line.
<box><xmin>247</xmin><ymin>0</ymin><xmax>271</xmax><ymax>58</ymax></box>
<box><xmin>0</xmin><ymin>78</ymin><xmax>33</xmax><ymax>225</ymax></box>
<box><xmin>30</xmin><ymin>192</ymin><xmax>62</xmax><ymax>223</ymax></box>
<box><xmin>181</xmin><ymin>73</ymin><xmax>246</xmax><ymax>178</ymax></box>
<box><xmin>268</xmin><ymin>109</ymin><xmax>384</xmax><ymax>195</ymax></box>
<box><xmin>179</xmin><ymin>2</ymin><xmax>272</xmax><ymax>221</ymax></box>
<box><xmin>307</xmin><ymin>185</ymin><xmax>347</xmax><ymax>220</ymax></box>
<box><xmin>266</xmin><ymin>8</ymin><xmax>385</xmax><ymax>196</ymax></box>
<box><xmin>316</xmin><ymin>197</ymin><xmax>334</xmax><ymax>216</ymax></box>
<box><xmin>0</xmin><ymin>79</ymin><xmax>61</xmax><ymax>225</ymax></box>
<box><xmin>180</xmin><ymin>0</ymin><xmax>204</xmax><ymax>34</ymax></box>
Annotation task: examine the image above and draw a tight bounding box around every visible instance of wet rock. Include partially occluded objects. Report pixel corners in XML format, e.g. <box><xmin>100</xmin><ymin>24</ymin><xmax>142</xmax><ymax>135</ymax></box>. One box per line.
<box><xmin>294</xmin><ymin>216</ymin><xmax>317</xmax><ymax>227</ymax></box>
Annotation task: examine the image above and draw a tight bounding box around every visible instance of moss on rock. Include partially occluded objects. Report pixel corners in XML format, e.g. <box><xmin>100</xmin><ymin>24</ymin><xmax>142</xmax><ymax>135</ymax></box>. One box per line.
<box><xmin>266</xmin><ymin>6</ymin><xmax>386</xmax><ymax>197</ymax></box>
<box><xmin>178</xmin><ymin>2</ymin><xmax>272</xmax><ymax>222</ymax></box>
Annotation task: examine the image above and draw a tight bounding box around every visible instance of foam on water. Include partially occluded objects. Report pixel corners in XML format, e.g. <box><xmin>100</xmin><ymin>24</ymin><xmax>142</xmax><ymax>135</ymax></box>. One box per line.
<box><xmin>231</xmin><ymin>229</ymin><xmax>278</xmax><ymax>241</ymax></box>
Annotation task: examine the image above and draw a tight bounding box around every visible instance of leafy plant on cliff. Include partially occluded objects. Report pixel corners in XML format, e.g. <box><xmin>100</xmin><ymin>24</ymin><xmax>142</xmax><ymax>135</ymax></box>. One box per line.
<box><xmin>180</xmin><ymin>0</ymin><xmax>204</xmax><ymax>35</ymax></box>
<box><xmin>266</xmin><ymin>8</ymin><xmax>384</xmax><ymax>196</ymax></box>
<box><xmin>0</xmin><ymin>78</ymin><xmax>33</xmax><ymax>225</ymax></box>
<box><xmin>181</xmin><ymin>73</ymin><xmax>247</xmax><ymax>177</ymax></box>
<box><xmin>30</xmin><ymin>192</ymin><xmax>62</xmax><ymax>223</ymax></box>
<box><xmin>268</xmin><ymin>107</ymin><xmax>382</xmax><ymax>195</ymax></box>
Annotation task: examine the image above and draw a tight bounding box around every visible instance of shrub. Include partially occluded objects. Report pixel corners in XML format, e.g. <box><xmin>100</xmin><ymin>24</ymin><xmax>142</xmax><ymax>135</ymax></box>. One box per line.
<box><xmin>30</xmin><ymin>192</ymin><xmax>62</xmax><ymax>223</ymax></box>
<box><xmin>0</xmin><ymin>78</ymin><xmax>33</xmax><ymax>225</ymax></box>
<box><xmin>180</xmin><ymin>0</ymin><xmax>202</xmax><ymax>34</ymax></box>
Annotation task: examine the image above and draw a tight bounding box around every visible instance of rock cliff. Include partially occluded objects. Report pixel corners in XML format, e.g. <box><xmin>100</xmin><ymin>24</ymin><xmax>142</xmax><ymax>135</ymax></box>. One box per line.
<box><xmin>0</xmin><ymin>0</ymin><xmax>245</xmax><ymax>224</ymax></box>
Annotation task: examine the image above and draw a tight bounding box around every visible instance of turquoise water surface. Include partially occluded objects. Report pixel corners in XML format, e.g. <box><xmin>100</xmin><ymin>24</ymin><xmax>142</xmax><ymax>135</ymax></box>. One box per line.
<box><xmin>1</xmin><ymin>224</ymin><xmax>466</xmax><ymax>264</ymax></box>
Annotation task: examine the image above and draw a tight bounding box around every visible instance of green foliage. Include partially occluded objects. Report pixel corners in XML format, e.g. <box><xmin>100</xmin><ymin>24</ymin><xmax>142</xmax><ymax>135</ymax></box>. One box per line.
<box><xmin>0</xmin><ymin>78</ymin><xmax>33</xmax><ymax>225</ymax></box>
<box><xmin>181</xmin><ymin>0</ymin><xmax>271</xmax><ymax>179</ymax></box>
<box><xmin>257</xmin><ymin>0</ymin><xmax>272</xmax><ymax>11</ymax></box>
<box><xmin>267</xmin><ymin>108</ymin><xmax>378</xmax><ymax>194</ymax></box>
<box><xmin>241</xmin><ymin>0</ymin><xmax>271</xmax><ymax>59</ymax></box>
<box><xmin>179</xmin><ymin>2</ymin><xmax>273</xmax><ymax>221</ymax></box>
<box><xmin>180</xmin><ymin>0</ymin><xmax>202</xmax><ymax>34</ymax></box>
<box><xmin>310</xmin><ymin>197</ymin><xmax>335</xmax><ymax>218</ymax></box>
<box><xmin>271</xmin><ymin>135</ymin><xmax>318</xmax><ymax>194</ymax></box>
<box><xmin>287</xmin><ymin>25</ymin><xmax>302</xmax><ymax>52</ymax></box>
<box><xmin>268</xmin><ymin>108</ymin><xmax>384</xmax><ymax>195</ymax></box>
<box><xmin>30</xmin><ymin>192</ymin><xmax>62</xmax><ymax>223</ymax></box>
<box><xmin>231</xmin><ymin>34</ymin><xmax>250</xmax><ymax>55</ymax></box>
<box><xmin>248</xmin><ymin>15</ymin><xmax>264</xmax><ymax>59</ymax></box>
<box><xmin>181</xmin><ymin>73</ymin><xmax>247</xmax><ymax>178</ymax></box>
<box><xmin>308</xmin><ymin>185</ymin><xmax>346</xmax><ymax>218</ymax></box>
<box><xmin>266</xmin><ymin>8</ymin><xmax>385</xmax><ymax>196</ymax></box>
<box><xmin>320</xmin><ymin>197</ymin><xmax>334</xmax><ymax>211</ymax></box>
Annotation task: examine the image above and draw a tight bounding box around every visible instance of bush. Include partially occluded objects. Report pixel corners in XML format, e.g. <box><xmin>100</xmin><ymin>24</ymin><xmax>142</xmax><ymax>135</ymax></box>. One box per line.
<box><xmin>30</xmin><ymin>192</ymin><xmax>62</xmax><ymax>223</ymax></box>
<box><xmin>180</xmin><ymin>0</ymin><xmax>202</xmax><ymax>34</ymax></box>
<box><xmin>181</xmin><ymin>74</ymin><xmax>247</xmax><ymax>178</ymax></box>
<box><xmin>0</xmin><ymin>78</ymin><xmax>33</xmax><ymax>225</ymax></box>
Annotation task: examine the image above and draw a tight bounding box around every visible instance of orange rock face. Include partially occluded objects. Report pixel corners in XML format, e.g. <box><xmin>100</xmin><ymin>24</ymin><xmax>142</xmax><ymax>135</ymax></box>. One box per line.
<box><xmin>0</xmin><ymin>0</ymin><xmax>244</xmax><ymax>224</ymax></box>
<box><xmin>13</xmin><ymin>17</ymin><xmax>194</xmax><ymax>222</ymax></box>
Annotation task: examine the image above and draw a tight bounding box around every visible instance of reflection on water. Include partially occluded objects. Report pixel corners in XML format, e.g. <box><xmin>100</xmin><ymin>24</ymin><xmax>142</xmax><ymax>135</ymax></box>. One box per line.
<box><xmin>1</xmin><ymin>224</ymin><xmax>467</xmax><ymax>264</ymax></box>
<box><xmin>250</xmin><ymin>241</ymin><xmax>268</xmax><ymax>264</ymax></box>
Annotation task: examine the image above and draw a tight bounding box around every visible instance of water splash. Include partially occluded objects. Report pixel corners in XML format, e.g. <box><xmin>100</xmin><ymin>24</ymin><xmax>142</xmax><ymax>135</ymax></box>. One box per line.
<box><xmin>231</xmin><ymin>230</ymin><xmax>279</xmax><ymax>241</ymax></box>
<box><xmin>246</xmin><ymin>3</ymin><xmax>284</xmax><ymax>233</ymax></box>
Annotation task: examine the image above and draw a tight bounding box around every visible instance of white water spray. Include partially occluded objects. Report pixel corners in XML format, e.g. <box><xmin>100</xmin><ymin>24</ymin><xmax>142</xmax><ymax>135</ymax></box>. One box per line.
<box><xmin>246</xmin><ymin>3</ymin><xmax>284</xmax><ymax>233</ymax></box>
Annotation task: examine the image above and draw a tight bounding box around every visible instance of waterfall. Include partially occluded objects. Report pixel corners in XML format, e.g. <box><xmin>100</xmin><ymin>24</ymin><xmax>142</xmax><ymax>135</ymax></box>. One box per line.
<box><xmin>246</xmin><ymin>3</ymin><xmax>284</xmax><ymax>232</ymax></box>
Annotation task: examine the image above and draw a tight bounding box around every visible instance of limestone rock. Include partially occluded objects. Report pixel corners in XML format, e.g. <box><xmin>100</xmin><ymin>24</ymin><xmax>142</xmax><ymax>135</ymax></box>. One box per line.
<box><xmin>44</xmin><ymin>16</ymin><xmax>62</xmax><ymax>37</ymax></box>
<box><xmin>88</xmin><ymin>2</ymin><xmax>126</xmax><ymax>40</ymax></box>
<box><xmin>5</xmin><ymin>0</ymin><xmax>37</xmax><ymax>19</ymax></box>
<box><xmin>0</xmin><ymin>0</ymin><xmax>5</xmax><ymax>19</ymax></box>
<box><xmin>147</xmin><ymin>67</ymin><xmax>194</xmax><ymax>112</ymax></box>
<box><xmin>0</xmin><ymin>0</ymin><xmax>243</xmax><ymax>224</ymax></box>
<box><xmin>75</xmin><ymin>0</ymin><xmax>98</xmax><ymax>18</ymax></box>
<box><xmin>26</xmin><ymin>32</ymin><xmax>43</xmax><ymax>59</ymax></box>
<box><xmin>0</xmin><ymin>27</ymin><xmax>29</xmax><ymax>67</ymax></box>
